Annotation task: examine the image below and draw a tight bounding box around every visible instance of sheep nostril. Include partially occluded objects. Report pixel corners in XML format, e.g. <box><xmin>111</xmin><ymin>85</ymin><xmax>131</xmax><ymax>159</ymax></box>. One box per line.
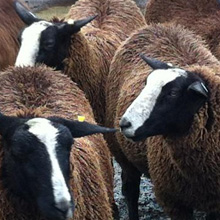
<box><xmin>119</xmin><ymin>118</ymin><xmax>132</xmax><ymax>130</ymax></box>
<box><xmin>55</xmin><ymin>200</ymin><xmax>71</xmax><ymax>215</ymax></box>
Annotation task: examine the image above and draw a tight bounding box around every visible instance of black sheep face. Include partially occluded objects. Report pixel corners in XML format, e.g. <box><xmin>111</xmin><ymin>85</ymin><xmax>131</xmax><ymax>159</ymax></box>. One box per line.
<box><xmin>14</xmin><ymin>1</ymin><xmax>97</xmax><ymax>70</ymax></box>
<box><xmin>0</xmin><ymin>114</ymin><xmax>116</xmax><ymax>220</ymax></box>
<box><xmin>120</xmin><ymin>56</ymin><xmax>208</xmax><ymax>142</ymax></box>
<box><xmin>2</xmin><ymin>117</ymin><xmax>74</xmax><ymax>220</ymax></box>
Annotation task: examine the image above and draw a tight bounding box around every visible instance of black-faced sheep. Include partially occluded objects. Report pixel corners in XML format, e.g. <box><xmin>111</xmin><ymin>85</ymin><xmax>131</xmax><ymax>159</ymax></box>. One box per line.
<box><xmin>0</xmin><ymin>65</ymin><xmax>116</xmax><ymax>220</ymax></box>
<box><xmin>145</xmin><ymin>0</ymin><xmax>220</xmax><ymax>60</ymax></box>
<box><xmin>14</xmin><ymin>0</ymin><xmax>146</xmax><ymax>124</ymax></box>
<box><xmin>0</xmin><ymin>0</ymin><xmax>24</xmax><ymax>70</ymax></box>
<box><xmin>105</xmin><ymin>23</ymin><xmax>220</xmax><ymax>219</ymax></box>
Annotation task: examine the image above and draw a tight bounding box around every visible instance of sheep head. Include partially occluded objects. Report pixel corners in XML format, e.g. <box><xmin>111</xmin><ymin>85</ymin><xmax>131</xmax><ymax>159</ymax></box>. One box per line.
<box><xmin>120</xmin><ymin>56</ymin><xmax>208</xmax><ymax>141</ymax></box>
<box><xmin>14</xmin><ymin>0</ymin><xmax>97</xmax><ymax>70</ymax></box>
<box><xmin>0</xmin><ymin>113</ymin><xmax>116</xmax><ymax>219</ymax></box>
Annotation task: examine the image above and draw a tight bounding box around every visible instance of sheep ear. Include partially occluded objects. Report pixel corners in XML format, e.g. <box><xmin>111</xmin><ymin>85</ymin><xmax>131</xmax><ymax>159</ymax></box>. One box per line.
<box><xmin>0</xmin><ymin>113</ymin><xmax>19</xmax><ymax>137</ymax></box>
<box><xmin>49</xmin><ymin>117</ymin><xmax>117</xmax><ymax>138</ymax></box>
<box><xmin>59</xmin><ymin>15</ymin><xmax>97</xmax><ymax>35</ymax></box>
<box><xmin>14</xmin><ymin>1</ymin><xmax>40</xmax><ymax>25</ymax></box>
<box><xmin>140</xmin><ymin>54</ymin><xmax>171</xmax><ymax>70</ymax></box>
<box><xmin>187</xmin><ymin>81</ymin><xmax>208</xmax><ymax>98</ymax></box>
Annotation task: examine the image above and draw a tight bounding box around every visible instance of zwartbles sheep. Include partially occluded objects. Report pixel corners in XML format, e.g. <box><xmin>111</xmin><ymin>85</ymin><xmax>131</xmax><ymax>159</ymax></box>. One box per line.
<box><xmin>0</xmin><ymin>65</ymin><xmax>116</xmax><ymax>220</ymax></box>
<box><xmin>145</xmin><ymin>0</ymin><xmax>220</xmax><ymax>60</ymax></box>
<box><xmin>106</xmin><ymin>23</ymin><xmax>220</xmax><ymax>219</ymax></box>
<box><xmin>14</xmin><ymin>0</ymin><xmax>146</xmax><ymax>124</ymax></box>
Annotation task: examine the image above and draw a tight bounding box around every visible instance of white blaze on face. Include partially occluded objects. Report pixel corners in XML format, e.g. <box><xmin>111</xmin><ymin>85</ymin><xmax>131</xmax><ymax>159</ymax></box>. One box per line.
<box><xmin>15</xmin><ymin>21</ymin><xmax>52</xmax><ymax>67</ymax></box>
<box><xmin>121</xmin><ymin>68</ymin><xmax>187</xmax><ymax>137</ymax></box>
<box><xmin>26</xmin><ymin>118</ymin><xmax>71</xmax><ymax>205</ymax></box>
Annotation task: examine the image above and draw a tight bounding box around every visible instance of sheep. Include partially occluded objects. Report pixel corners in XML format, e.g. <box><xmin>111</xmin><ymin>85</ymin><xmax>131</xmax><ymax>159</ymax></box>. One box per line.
<box><xmin>0</xmin><ymin>0</ymin><xmax>24</xmax><ymax>70</ymax></box>
<box><xmin>0</xmin><ymin>65</ymin><xmax>116</xmax><ymax>220</ymax></box>
<box><xmin>14</xmin><ymin>0</ymin><xmax>146</xmax><ymax>124</ymax></box>
<box><xmin>105</xmin><ymin>23</ymin><xmax>220</xmax><ymax>219</ymax></box>
<box><xmin>145</xmin><ymin>0</ymin><xmax>220</xmax><ymax>60</ymax></box>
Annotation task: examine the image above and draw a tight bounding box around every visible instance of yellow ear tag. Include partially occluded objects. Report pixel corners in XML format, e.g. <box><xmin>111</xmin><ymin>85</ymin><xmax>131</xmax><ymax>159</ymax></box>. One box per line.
<box><xmin>78</xmin><ymin>115</ymin><xmax>85</xmax><ymax>122</ymax></box>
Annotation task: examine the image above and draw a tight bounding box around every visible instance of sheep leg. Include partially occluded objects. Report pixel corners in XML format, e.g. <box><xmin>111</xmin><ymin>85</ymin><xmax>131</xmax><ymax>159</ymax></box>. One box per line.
<box><xmin>206</xmin><ymin>212</ymin><xmax>220</xmax><ymax>220</ymax></box>
<box><xmin>121</xmin><ymin>165</ymin><xmax>141</xmax><ymax>220</ymax></box>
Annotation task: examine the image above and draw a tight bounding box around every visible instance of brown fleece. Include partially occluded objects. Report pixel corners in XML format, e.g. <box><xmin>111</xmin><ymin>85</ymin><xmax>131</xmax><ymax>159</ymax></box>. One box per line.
<box><xmin>0</xmin><ymin>0</ymin><xmax>25</xmax><ymax>70</ymax></box>
<box><xmin>106</xmin><ymin>23</ymin><xmax>220</xmax><ymax>217</ymax></box>
<box><xmin>0</xmin><ymin>65</ymin><xmax>114</xmax><ymax>220</ymax></box>
<box><xmin>106</xmin><ymin>23</ymin><xmax>219</xmax><ymax>173</ymax></box>
<box><xmin>145</xmin><ymin>0</ymin><xmax>220</xmax><ymax>60</ymax></box>
<box><xmin>61</xmin><ymin>0</ymin><xmax>146</xmax><ymax>124</ymax></box>
<box><xmin>147</xmin><ymin>66</ymin><xmax>220</xmax><ymax>218</ymax></box>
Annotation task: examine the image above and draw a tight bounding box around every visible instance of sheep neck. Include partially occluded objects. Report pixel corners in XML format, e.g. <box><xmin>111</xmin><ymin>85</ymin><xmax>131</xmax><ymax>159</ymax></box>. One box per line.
<box><xmin>64</xmin><ymin>32</ymin><xmax>105</xmax><ymax>123</ymax></box>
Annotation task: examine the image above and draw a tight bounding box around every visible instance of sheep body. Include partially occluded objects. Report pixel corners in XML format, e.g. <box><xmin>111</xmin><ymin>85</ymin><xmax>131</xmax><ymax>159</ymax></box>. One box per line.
<box><xmin>0</xmin><ymin>66</ymin><xmax>114</xmax><ymax>220</ymax></box>
<box><xmin>0</xmin><ymin>0</ymin><xmax>24</xmax><ymax>70</ymax></box>
<box><xmin>145</xmin><ymin>0</ymin><xmax>220</xmax><ymax>60</ymax></box>
<box><xmin>63</xmin><ymin>0</ymin><xmax>146</xmax><ymax>123</ymax></box>
<box><xmin>105</xmin><ymin>23</ymin><xmax>220</xmax><ymax>218</ymax></box>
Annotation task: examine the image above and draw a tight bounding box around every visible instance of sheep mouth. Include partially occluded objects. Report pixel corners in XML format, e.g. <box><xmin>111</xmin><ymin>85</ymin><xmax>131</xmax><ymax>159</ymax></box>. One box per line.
<box><xmin>124</xmin><ymin>133</ymin><xmax>147</xmax><ymax>142</ymax></box>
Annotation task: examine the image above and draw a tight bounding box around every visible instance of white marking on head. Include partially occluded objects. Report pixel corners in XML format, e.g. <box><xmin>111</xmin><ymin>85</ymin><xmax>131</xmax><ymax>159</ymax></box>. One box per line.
<box><xmin>26</xmin><ymin>118</ymin><xmax>71</xmax><ymax>205</ymax></box>
<box><xmin>121</xmin><ymin>68</ymin><xmax>187</xmax><ymax>137</ymax></box>
<box><xmin>15</xmin><ymin>21</ymin><xmax>52</xmax><ymax>67</ymax></box>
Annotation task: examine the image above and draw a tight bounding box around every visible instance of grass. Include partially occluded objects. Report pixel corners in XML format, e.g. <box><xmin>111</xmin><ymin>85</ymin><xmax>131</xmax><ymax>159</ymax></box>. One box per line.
<box><xmin>36</xmin><ymin>5</ymin><xmax>71</xmax><ymax>20</ymax></box>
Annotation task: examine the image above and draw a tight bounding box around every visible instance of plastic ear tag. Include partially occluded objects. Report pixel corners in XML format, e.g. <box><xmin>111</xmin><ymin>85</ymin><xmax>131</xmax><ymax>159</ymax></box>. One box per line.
<box><xmin>67</xmin><ymin>19</ymin><xmax>75</xmax><ymax>25</ymax></box>
<box><xmin>77</xmin><ymin>115</ymin><xmax>85</xmax><ymax>122</ymax></box>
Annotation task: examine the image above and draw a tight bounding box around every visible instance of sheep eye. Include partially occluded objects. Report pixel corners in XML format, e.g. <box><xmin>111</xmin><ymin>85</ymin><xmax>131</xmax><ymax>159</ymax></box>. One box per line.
<box><xmin>43</xmin><ymin>41</ymin><xmax>55</xmax><ymax>50</ymax></box>
<box><xmin>169</xmin><ymin>89</ymin><xmax>179</xmax><ymax>97</ymax></box>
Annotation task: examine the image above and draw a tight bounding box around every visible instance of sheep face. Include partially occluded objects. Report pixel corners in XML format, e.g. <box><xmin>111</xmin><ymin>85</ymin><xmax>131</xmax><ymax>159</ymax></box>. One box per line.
<box><xmin>14</xmin><ymin>1</ymin><xmax>96</xmax><ymax>70</ymax></box>
<box><xmin>120</xmin><ymin>61</ymin><xmax>208</xmax><ymax>142</ymax></box>
<box><xmin>2</xmin><ymin>117</ymin><xmax>74</xmax><ymax>220</ymax></box>
<box><xmin>0</xmin><ymin>113</ymin><xmax>116</xmax><ymax>219</ymax></box>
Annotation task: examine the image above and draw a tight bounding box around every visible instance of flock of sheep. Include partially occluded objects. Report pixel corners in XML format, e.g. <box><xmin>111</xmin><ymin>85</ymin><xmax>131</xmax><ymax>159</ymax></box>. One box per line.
<box><xmin>0</xmin><ymin>0</ymin><xmax>220</xmax><ymax>219</ymax></box>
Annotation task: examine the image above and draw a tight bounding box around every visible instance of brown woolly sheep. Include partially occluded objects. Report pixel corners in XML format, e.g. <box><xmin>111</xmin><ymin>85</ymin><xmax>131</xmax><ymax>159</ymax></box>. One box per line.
<box><xmin>0</xmin><ymin>0</ymin><xmax>24</xmax><ymax>70</ymax></box>
<box><xmin>0</xmin><ymin>65</ymin><xmax>115</xmax><ymax>220</ymax></box>
<box><xmin>105</xmin><ymin>23</ymin><xmax>220</xmax><ymax>219</ymax></box>
<box><xmin>14</xmin><ymin>0</ymin><xmax>146</xmax><ymax>124</ymax></box>
<box><xmin>145</xmin><ymin>0</ymin><xmax>220</xmax><ymax>60</ymax></box>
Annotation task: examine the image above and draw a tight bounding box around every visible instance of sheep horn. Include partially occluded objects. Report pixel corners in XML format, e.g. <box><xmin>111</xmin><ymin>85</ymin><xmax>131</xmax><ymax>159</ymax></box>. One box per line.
<box><xmin>14</xmin><ymin>1</ymin><xmax>40</xmax><ymax>25</ymax></box>
<box><xmin>140</xmin><ymin>54</ymin><xmax>171</xmax><ymax>70</ymax></box>
<box><xmin>187</xmin><ymin>81</ymin><xmax>208</xmax><ymax>98</ymax></box>
<box><xmin>73</xmin><ymin>15</ymin><xmax>98</xmax><ymax>30</ymax></box>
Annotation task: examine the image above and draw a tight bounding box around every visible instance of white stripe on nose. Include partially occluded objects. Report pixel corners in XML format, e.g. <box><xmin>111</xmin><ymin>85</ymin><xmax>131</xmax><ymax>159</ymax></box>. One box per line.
<box><xmin>26</xmin><ymin>118</ymin><xmax>71</xmax><ymax>206</ymax></box>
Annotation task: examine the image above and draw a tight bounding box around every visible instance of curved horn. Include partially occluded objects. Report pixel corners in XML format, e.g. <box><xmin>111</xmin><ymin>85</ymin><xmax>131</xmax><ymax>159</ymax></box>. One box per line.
<box><xmin>140</xmin><ymin>54</ymin><xmax>171</xmax><ymax>70</ymax></box>
<box><xmin>14</xmin><ymin>1</ymin><xmax>40</xmax><ymax>25</ymax></box>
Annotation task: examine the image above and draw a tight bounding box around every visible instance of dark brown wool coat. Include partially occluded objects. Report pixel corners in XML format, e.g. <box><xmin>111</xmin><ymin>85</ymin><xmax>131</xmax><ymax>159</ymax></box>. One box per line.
<box><xmin>0</xmin><ymin>0</ymin><xmax>24</xmax><ymax>70</ymax></box>
<box><xmin>0</xmin><ymin>66</ymin><xmax>114</xmax><ymax>220</ymax></box>
<box><xmin>62</xmin><ymin>0</ymin><xmax>146</xmax><ymax>124</ymax></box>
<box><xmin>105</xmin><ymin>23</ymin><xmax>220</xmax><ymax>217</ymax></box>
<box><xmin>145</xmin><ymin>0</ymin><xmax>220</xmax><ymax>60</ymax></box>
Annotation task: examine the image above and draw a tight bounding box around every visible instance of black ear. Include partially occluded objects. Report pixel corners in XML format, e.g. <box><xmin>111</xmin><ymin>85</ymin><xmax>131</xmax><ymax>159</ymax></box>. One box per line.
<box><xmin>49</xmin><ymin>117</ymin><xmax>117</xmax><ymax>138</ymax></box>
<box><xmin>0</xmin><ymin>113</ymin><xmax>21</xmax><ymax>137</ymax></box>
<box><xmin>58</xmin><ymin>15</ymin><xmax>97</xmax><ymax>35</ymax></box>
<box><xmin>14</xmin><ymin>1</ymin><xmax>40</xmax><ymax>25</ymax></box>
<box><xmin>140</xmin><ymin>54</ymin><xmax>172</xmax><ymax>70</ymax></box>
<box><xmin>187</xmin><ymin>81</ymin><xmax>208</xmax><ymax>98</ymax></box>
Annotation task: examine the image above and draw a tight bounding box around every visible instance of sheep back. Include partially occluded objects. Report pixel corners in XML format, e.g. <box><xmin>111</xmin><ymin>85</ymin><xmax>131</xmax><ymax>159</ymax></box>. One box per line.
<box><xmin>145</xmin><ymin>0</ymin><xmax>220</xmax><ymax>59</ymax></box>
<box><xmin>63</xmin><ymin>0</ymin><xmax>146</xmax><ymax>123</ymax></box>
